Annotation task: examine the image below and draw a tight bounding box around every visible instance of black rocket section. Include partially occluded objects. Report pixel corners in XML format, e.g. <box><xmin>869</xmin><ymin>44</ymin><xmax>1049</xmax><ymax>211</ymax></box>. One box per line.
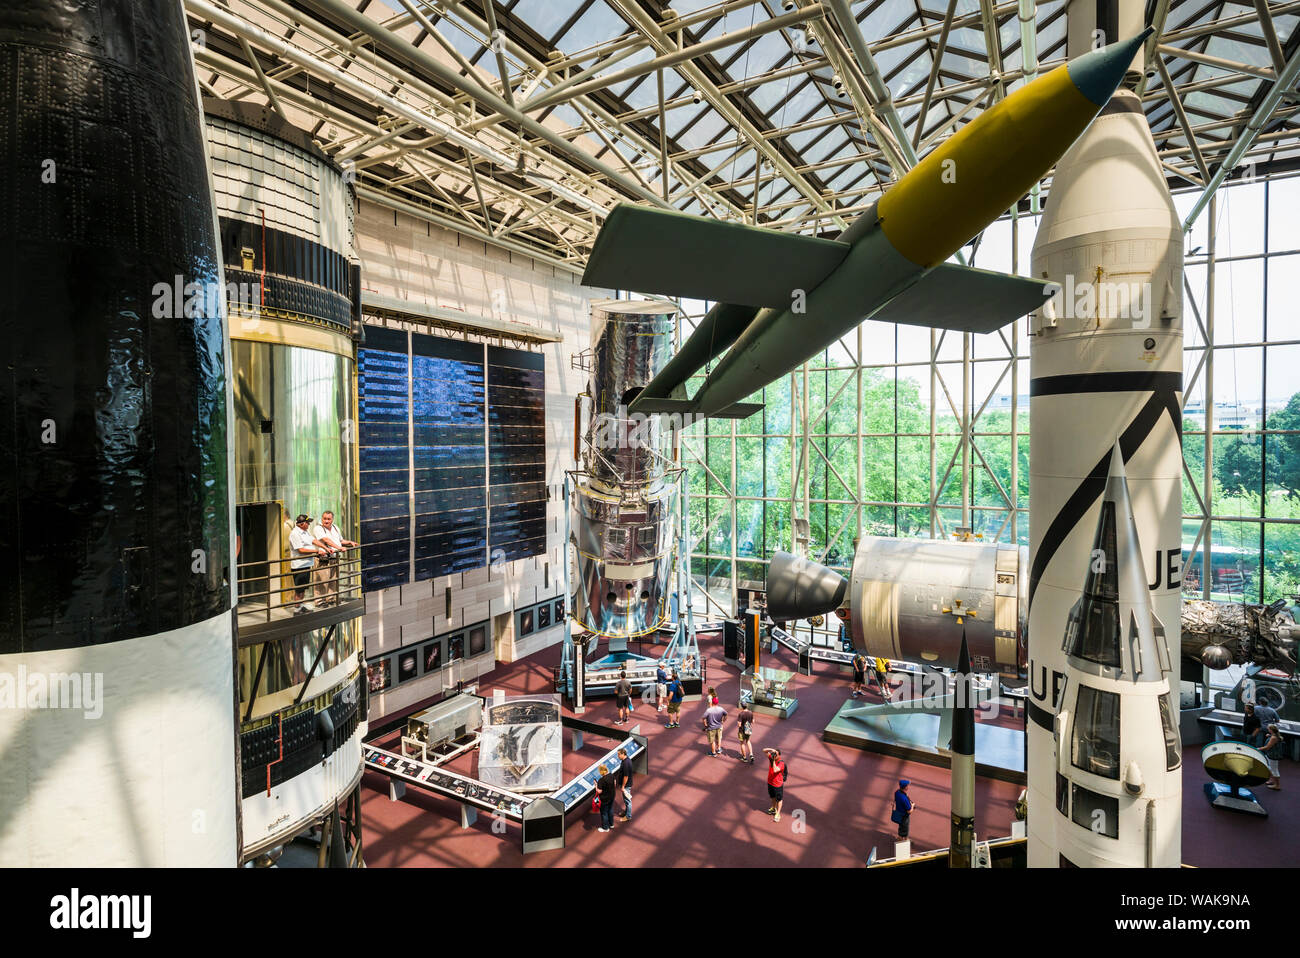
<box><xmin>0</xmin><ymin>0</ymin><xmax>231</xmax><ymax>651</ymax></box>
<box><xmin>953</xmin><ymin>631</ymin><xmax>976</xmax><ymax>757</ymax></box>
<box><xmin>949</xmin><ymin>629</ymin><xmax>976</xmax><ymax>867</ymax></box>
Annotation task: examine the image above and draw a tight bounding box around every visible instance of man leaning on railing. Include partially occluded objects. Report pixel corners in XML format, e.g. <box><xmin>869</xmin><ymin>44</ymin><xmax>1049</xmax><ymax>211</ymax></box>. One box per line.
<box><xmin>312</xmin><ymin>510</ymin><xmax>359</xmax><ymax>608</ymax></box>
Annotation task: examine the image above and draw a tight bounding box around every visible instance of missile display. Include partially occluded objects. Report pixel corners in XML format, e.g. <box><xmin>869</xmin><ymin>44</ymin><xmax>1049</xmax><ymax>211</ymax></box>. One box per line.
<box><xmin>580</xmin><ymin>32</ymin><xmax>1151</xmax><ymax>420</ymax></box>
<box><xmin>1051</xmin><ymin>446</ymin><xmax>1181</xmax><ymax>867</ymax></box>
<box><xmin>0</xmin><ymin>0</ymin><xmax>238</xmax><ymax>864</ymax></box>
<box><xmin>1025</xmin><ymin>35</ymin><xmax>1184</xmax><ymax>867</ymax></box>
<box><xmin>950</xmin><ymin>631</ymin><xmax>977</xmax><ymax>868</ymax></box>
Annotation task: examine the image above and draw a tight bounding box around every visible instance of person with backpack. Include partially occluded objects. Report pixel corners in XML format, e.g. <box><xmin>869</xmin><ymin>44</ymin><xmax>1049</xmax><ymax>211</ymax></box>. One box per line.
<box><xmin>851</xmin><ymin>652</ymin><xmax>868</xmax><ymax>698</ymax></box>
<box><xmin>763</xmin><ymin>747</ymin><xmax>787</xmax><ymax>822</ymax></box>
<box><xmin>736</xmin><ymin>703</ymin><xmax>755</xmax><ymax>763</ymax></box>
<box><xmin>1263</xmin><ymin>724</ymin><xmax>1284</xmax><ymax>790</ymax></box>
<box><xmin>664</xmin><ymin>671</ymin><xmax>685</xmax><ymax>728</ymax></box>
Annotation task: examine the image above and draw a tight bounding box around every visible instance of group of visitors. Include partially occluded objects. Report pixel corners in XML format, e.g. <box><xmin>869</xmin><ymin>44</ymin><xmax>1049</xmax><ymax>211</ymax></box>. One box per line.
<box><xmin>287</xmin><ymin>510</ymin><xmax>358</xmax><ymax>613</ymax></box>
<box><xmin>851</xmin><ymin>652</ymin><xmax>892</xmax><ymax>701</ymax></box>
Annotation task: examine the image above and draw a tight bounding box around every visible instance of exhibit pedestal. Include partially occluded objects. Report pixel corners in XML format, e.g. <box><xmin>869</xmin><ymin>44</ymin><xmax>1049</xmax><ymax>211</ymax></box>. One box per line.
<box><xmin>1204</xmin><ymin>782</ymin><xmax>1268</xmax><ymax>817</ymax></box>
<box><xmin>822</xmin><ymin>698</ymin><xmax>1025</xmax><ymax>783</ymax></box>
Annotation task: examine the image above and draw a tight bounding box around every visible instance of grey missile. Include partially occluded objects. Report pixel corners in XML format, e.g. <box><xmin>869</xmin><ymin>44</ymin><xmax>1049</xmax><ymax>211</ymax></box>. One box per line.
<box><xmin>950</xmin><ymin>630</ymin><xmax>977</xmax><ymax>868</ymax></box>
<box><xmin>579</xmin><ymin>34</ymin><xmax>1152</xmax><ymax>420</ymax></box>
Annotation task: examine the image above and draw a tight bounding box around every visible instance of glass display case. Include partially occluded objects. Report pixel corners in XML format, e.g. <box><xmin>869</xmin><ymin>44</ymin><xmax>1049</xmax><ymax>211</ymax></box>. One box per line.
<box><xmin>742</xmin><ymin>667</ymin><xmax>797</xmax><ymax>712</ymax></box>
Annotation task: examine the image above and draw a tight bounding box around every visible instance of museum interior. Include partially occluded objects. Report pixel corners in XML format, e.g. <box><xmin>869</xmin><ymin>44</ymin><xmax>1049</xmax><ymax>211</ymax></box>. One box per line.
<box><xmin>2</xmin><ymin>0</ymin><xmax>1298</xmax><ymax>872</ymax></box>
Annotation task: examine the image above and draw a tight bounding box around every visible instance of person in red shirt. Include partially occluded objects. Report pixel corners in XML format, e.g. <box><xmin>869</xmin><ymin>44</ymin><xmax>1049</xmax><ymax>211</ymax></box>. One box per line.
<box><xmin>763</xmin><ymin>747</ymin><xmax>786</xmax><ymax>822</ymax></box>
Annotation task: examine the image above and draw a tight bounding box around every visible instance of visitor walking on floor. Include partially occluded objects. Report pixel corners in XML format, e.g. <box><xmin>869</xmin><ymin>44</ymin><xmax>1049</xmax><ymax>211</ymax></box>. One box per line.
<box><xmin>703</xmin><ymin>699</ymin><xmax>727</xmax><ymax>757</ymax></box>
<box><xmin>763</xmin><ymin>747</ymin><xmax>787</xmax><ymax>822</ymax></box>
<box><xmin>595</xmin><ymin>763</ymin><xmax>616</xmax><ymax>832</ymax></box>
<box><xmin>736</xmin><ymin>703</ymin><xmax>755</xmax><ymax>763</ymax></box>
<box><xmin>616</xmin><ymin>748</ymin><xmax>634</xmax><ymax>821</ymax></box>
<box><xmin>891</xmin><ymin>779</ymin><xmax>914</xmax><ymax>838</ymax></box>
<box><xmin>656</xmin><ymin>662</ymin><xmax>669</xmax><ymax>713</ymax></box>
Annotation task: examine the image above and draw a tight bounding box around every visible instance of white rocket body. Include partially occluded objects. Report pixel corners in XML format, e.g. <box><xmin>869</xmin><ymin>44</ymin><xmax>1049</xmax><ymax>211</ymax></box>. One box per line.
<box><xmin>1053</xmin><ymin>447</ymin><xmax>1182</xmax><ymax>867</ymax></box>
<box><xmin>1027</xmin><ymin>89</ymin><xmax>1183</xmax><ymax>867</ymax></box>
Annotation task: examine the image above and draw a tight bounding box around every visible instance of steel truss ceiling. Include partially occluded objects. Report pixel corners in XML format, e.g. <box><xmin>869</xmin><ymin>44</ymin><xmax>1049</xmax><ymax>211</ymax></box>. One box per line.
<box><xmin>187</xmin><ymin>0</ymin><xmax>1300</xmax><ymax>270</ymax></box>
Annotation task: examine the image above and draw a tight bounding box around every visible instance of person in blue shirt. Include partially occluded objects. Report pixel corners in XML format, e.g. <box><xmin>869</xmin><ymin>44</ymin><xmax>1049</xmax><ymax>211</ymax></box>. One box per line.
<box><xmin>665</xmin><ymin>672</ymin><xmax>685</xmax><ymax>728</ymax></box>
<box><xmin>656</xmin><ymin>662</ymin><xmax>669</xmax><ymax>713</ymax></box>
<box><xmin>891</xmin><ymin>779</ymin><xmax>916</xmax><ymax>838</ymax></box>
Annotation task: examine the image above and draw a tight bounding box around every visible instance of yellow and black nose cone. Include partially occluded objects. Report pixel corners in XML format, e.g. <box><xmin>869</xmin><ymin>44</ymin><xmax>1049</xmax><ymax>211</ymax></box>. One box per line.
<box><xmin>1066</xmin><ymin>28</ymin><xmax>1153</xmax><ymax>106</ymax></box>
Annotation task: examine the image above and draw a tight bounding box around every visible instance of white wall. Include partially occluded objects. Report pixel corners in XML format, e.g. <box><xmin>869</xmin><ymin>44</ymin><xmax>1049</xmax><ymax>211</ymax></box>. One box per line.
<box><xmin>355</xmin><ymin>201</ymin><xmax>610</xmax><ymax>719</ymax></box>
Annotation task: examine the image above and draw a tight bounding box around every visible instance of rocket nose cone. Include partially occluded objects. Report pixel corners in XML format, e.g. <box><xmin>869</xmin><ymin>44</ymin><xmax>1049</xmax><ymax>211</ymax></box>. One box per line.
<box><xmin>1066</xmin><ymin>29</ymin><xmax>1154</xmax><ymax>107</ymax></box>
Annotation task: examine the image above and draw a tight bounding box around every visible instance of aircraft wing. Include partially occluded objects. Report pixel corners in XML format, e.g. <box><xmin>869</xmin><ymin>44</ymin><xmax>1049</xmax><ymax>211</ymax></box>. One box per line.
<box><xmin>869</xmin><ymin>263</ymin><xmax>1058</xmax><ymax>334</ymax></box>
<box><xmin>582</xmin><ymin>204</ymin><xmax>850</xmax><ymax>309</ymax></box>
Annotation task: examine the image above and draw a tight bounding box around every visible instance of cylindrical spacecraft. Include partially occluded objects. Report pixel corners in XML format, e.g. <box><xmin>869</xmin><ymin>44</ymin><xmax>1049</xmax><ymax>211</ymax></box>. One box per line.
<box><xmin>1026</xmin><ymin>81</ymin><xmax>1184</xmax><ymax>867</ymax></box>
<box><xmin>203</xmin><ymin>101</ymin><xmax>368</xmax><ymax>863</ymax></box>
<box><xmin>570</xmin><ymin>300</ymin><xmax>679</xmax><ymax>640</ymax></box>
<box><xmin>0</xmin><ymin>0</ymin><xmax>238</xmax><ymax>864</ymax></box>
<box><xmin>1053</xmin><ymin>447</ymin><xmax>1181</xmax><ymax>867</ymax></box>
<box><xmin>767</xmin><ymin>536</ymin><xmax>1029</xmax><ymax>679</ymax></box>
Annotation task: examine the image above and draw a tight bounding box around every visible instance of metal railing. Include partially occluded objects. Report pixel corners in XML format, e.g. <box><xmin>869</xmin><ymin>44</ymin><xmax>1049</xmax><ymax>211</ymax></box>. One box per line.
<box><xmin>236</xmin><ymin>547</ymin><xmax>362</xmax><ymax>625</ymax></box>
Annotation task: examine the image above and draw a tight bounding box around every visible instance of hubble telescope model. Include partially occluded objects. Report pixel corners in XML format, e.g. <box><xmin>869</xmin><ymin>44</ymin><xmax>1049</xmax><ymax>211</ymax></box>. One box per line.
<box><xmin>1051</xmin><ymin>446</ymin><xmax>1182</xmax><ymax>868</ymax></box>
<box><xmin>570</xmin><ymin>300</ymin><xmax>681</xmax><ymax>644</ymax></box>
<box><xmin>581</xmin><ymin>33</ymin><xmax>1151</xmax><ymax>419</ymax></box>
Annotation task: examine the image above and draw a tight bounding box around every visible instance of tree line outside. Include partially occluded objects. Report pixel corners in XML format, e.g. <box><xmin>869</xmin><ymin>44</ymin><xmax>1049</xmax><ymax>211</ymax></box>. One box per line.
<box><xmin>685</xmin><ymin>363</ymin><xmax>1300</xmax><ymax>606</ymax></box>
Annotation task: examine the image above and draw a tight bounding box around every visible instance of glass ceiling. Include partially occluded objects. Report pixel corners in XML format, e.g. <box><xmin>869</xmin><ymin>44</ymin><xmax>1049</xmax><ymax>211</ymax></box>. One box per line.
<box><xmin>194</xmin><ymin>0</ymin><xmax>1300</xmax><ymax>266</ymax></box>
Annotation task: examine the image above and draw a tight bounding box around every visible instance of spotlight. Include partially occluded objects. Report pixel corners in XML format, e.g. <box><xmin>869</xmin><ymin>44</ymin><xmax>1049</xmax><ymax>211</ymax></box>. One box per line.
<box><xmin>783</xmin><ymin>0</ymin><xmax>795</xmax><ymax>9</ymax></box>
<box><xmin>691</xmin><ymin>89</ymin><xmax>702</xmax><ymax>104</ymax></box>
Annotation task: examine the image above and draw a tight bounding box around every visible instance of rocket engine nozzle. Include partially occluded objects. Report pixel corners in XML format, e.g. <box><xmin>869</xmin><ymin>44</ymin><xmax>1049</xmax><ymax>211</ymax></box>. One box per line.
<box><xmin>765</xmin><ymin>551</ymin><xmax>847</xmax><ymax>621</ymax></box>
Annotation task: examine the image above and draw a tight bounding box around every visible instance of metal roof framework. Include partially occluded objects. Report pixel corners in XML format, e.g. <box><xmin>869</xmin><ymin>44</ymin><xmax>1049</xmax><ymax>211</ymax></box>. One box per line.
<box><xmin>186</xmin><ymin>0</ymin><xmax>1300</xmax><ymax>271</ymax></box>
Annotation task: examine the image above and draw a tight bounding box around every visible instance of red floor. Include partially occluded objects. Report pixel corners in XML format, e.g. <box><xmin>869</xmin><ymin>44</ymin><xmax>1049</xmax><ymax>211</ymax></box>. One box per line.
<box><xmin>360</xmin><ymin>635</ymin><xmax>1296</xmax><ymax>867</ymax></box>
<box><xmin>360</xmin><ymin>635</ymin><xmax>1024</xmax><ymax>867</ymax></box>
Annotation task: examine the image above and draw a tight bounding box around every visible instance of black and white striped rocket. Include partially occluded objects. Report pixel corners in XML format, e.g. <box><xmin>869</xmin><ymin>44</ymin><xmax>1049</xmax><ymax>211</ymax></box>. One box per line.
<box><xmin>1025</xmin><ymin>27</ymin><xmax>1183</xmax><ymax>865</ymax></box>
<box><xmin>1052</xmin><ymin>445</ymin><xmax>1182</xmax><ymax>867</ymax></box>
<box><xmin>0</xmin><ymin>0</ymin><xmax>238</xmax><ymax>864</ymax></box>
<box><xmin>949</xmin><ymin>630</ymin><xmax>976</xmax><ymax>868</ymax></box>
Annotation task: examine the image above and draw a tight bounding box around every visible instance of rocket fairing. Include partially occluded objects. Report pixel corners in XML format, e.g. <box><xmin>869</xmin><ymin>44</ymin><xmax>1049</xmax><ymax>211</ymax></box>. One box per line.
<box><xmin>950</xmin><ymin>631</ymin><xmax>977</xmax><ymax>868</ymax></box>
<box><xmin>582</xmin><ymin>32</ymin><xmax>1152</xmax><ymax>420</ymax></box>
<box><xmin>0</xmin><ymin>0</ymin><xmax>238</xmax><ymax>864</ymax></box>
<box><xmin>1051</xmin><ymin>446</ymin><xmax>1182</xmax><ymax>868</ymax></box>
<box><xmin>1026</xmin><ymin>81</ymin><xmax>1184</xmax><ymax>868</ymax></box>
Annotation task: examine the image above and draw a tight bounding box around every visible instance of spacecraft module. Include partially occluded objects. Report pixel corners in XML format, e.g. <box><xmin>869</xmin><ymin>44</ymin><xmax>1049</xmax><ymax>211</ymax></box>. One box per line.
<box><xmin>570</xmin><ymin>300</ymin><xmax>680</xmax><ymax>640</ymax></box>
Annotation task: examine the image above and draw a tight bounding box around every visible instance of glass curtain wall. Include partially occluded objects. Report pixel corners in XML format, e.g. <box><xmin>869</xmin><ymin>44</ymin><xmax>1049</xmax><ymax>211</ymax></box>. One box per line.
<box><xmin>683</xmin><ymin>173</ymin><xmax>1300</xmax><ymax>627</ymax></box>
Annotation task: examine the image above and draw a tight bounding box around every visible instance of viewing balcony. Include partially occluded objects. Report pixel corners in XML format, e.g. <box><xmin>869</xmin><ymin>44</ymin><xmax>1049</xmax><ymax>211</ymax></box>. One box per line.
<box><xmin>236</xmin><ymin>548</ymin><xmax>364</xmax><ymax>646</ymax></box>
